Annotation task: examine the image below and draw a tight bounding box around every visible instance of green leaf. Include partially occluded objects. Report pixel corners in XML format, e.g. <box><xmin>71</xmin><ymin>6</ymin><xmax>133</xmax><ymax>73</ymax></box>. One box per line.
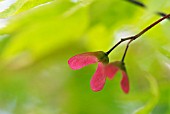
<box><xmin>0</xmin><ymin>0</ymin><xmax>89</xmax><ymax>69</ymax></box>
<box><xmin>0</xmin><ymin>0</ymin><xmax>27</xmax><ymax>18</ymax></box>
<box><xmin>0</xmin><ymin>0</ymin><xmax>55</xmax><ymax>18</ymax></box>
<box><xmin>16</xmin><ymin>0</ymin><xmax>55</xmax><ymax>14</ymax></box>
<box><xmin>134</xmin><ymin>72</ymin><xmax>159</xmax><ymax>114</ymax></box>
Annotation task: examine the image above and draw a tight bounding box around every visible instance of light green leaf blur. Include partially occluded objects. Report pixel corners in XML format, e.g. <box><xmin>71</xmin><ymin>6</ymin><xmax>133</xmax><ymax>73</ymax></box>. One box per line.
<box><xmin>0</xmin><ymin>0</ymin><xmax>27</xmax><ymax>18</ymax></box>
<box><xmin>0</xmin><ymin>0</ymin><xmax>89</xmax><ymax>69</ymax></box>
<box><xmin>0</xmin><ymin>0</ymin><xmax>169</xmax><ymax>114</ymax></box>
<box><xmin>16</xmin><ymin>0</ymin><xmax>55</xmax><ymax>14</ymax></box>
<box><xmin>134</xmin><ymin>72</ymin><xmax>159</xmax><ymax>114</ymax></box>
<box><xmin>0</xmin><ymin>0</ymin><xmax>55</xmax><ymax>18</ymax></box>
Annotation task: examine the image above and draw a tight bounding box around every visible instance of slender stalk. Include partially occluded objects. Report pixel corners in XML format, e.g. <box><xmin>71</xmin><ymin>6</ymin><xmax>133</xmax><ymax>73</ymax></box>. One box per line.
<box><xmin>106</xmin><ymin>36</ymin><xmax>135</xmax><ymax>55</ymax></box>
<box><xmin>106</xmin><ymin>39</ymin><xmax>127</xmax><ymax>55</ymax></box>
<box><xmin>134</xmin><ymin>14</ymin><xmax>170</xmax><ymax>39</ymax></box>
<box><xmin>106</xmin><ymin>14</ymin><xmax>170</xmax><ymax>61</ymax></box>
<box><xmin>121</xmin><ymin>39</ymin><xmax>132</xmax><ymax>62</ymax></box>
<box><xmin>120</xmin><ymin>14</ymin><xmax>170</xmax><ymax>62</ymax></box>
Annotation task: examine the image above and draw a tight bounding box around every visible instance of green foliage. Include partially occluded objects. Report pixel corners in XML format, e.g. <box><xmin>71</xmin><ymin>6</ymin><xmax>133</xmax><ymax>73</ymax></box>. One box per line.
<box><xmin>0</xmin><ymin>0</ymin><xmax>27</xmax><ymax>18</ymax></box>
<box><xmin>0</xmin><ymin>0</ymin><xmax>169</xmax><ymax>114</ymax></box>
<box><xmin>0</xmin><ymin>0</ymin><xmax>55</xmax><ymax>18</ymax></box>
<box><xmin>0</xmin><ymin>0</ymin><xmax>89</xmax><ymax>69</ymax></box>
<box><xmin>16</xmin><ymin>0</ymin><xmax>55</xmax><ymax>14</ymax></box>
<box><xmin>134</xmin><ymin>72</ymin><xmax>159</xmax><ymax>114</ymax></box>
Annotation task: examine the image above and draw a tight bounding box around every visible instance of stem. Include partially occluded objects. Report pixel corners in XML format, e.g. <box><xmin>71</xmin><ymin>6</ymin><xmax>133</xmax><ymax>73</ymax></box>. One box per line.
<box><xmin>134</xmin><ymin>14</ymin><xmax>170</xmax><ymax>38</ymax></box>
<box><xmin>106</xmin><ymin>36</ymin><xmax>135</xmax><ymax>55</ymax></box>
<box><xmin>121</xmin><ymin>39</ymin><xmax>132</xmax><ymax>62</ymax></box>
<box><xmin>106</xmin><ymin>14</ymin><xmax>170</xmax><ymax>60</ymax></box>
<box><xmin>156</xmin><ymin>12</ymin><xmax>170</xmax><ymax>20</ymax></box>
<box><xmin>106</xmin><ymin>39</ymin><xmax>126</xmax><ymax>55</ymax></box>
<box><xmin>121</xmin><ymin>14</ymin><xmax>170</xmax><ymax>62</ymax></box>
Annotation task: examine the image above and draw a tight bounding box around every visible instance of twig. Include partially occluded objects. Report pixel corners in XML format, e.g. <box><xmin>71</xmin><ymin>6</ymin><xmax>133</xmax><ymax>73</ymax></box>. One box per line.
<box><xmin>106</xmin><ymin>14</ymin><xmax>170</xmax><ymax>62</ymax></box>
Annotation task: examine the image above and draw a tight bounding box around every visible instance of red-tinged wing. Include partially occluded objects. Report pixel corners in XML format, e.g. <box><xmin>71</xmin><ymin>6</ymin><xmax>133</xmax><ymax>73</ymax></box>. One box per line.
<box><xmin>121</xmin><ymin>71</ymin><xmax>129</xmax><ymax>94</ymax></box>
<box><xmin>105</xmin><ymin>63</ymin><xmax>119</xmax><ymax>80</ymax></box>
<box><xmin>90</xmin><ymin>62</ymin><xmax>106</xmax><ymax>92</ymax></box>
<box><xmin>68</xmin><ymin>52</ymin><xmax>98</xmax><ymax>70</ymax></box>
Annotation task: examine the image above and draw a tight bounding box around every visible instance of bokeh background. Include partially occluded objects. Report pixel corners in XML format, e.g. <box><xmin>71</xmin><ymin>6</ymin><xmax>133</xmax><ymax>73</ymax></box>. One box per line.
<box><xmin>0</xmin><ymin>0</ymin><xmax>169</xmax><ymax>114</ymax></box>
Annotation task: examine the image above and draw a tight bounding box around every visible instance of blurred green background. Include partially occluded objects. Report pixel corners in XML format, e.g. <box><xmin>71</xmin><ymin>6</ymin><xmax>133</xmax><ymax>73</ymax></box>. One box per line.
<box><xmin>0</xmin><ymin>0</ymin><xmax>169</xmax><ymax>114</ymax></box>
